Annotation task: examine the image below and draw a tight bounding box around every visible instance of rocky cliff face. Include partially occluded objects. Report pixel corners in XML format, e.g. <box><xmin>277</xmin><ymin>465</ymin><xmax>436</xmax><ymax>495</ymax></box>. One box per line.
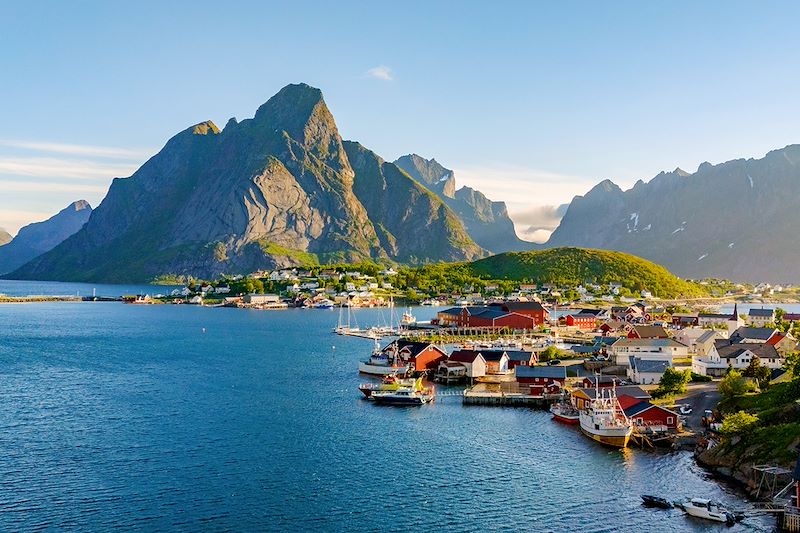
<box><xmin>9</xmin><ymin>84</ymin><xmax>483</xmax><ymax>282</ymax></box>
<box><xmin>546</xmin><ymin>146</ymin><xmax>800</xmax><ymax>282</ymax></box>
<box><xmin>0</xmin><ymin>229</ymin><xmax>10</xmax><ymax>247</ymax></box>
<box><xmin>0</xmin><ymin>201</ymin><xmax>92</xmax><ymax>275</ymax></box>
<box><xmin>394</xmin><ymin>154</ymin><xmax>530</xmax><ymax>253</ymax></box>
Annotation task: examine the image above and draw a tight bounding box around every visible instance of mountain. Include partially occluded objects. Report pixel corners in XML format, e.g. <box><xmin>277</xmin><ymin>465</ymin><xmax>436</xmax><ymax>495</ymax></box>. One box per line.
<box><xmin>463</xmin><ymin>247</ymin><xmax>706</xmax><ymax>298</ymax></box>
<box><xmin>8</xmin><ymin>84</ymin><xmax>483</xmax><ymax>282</ymax></box>
<box><xmin>394</xmin><ymin>154</ymin><xmax>530</xmax><ymax>253</ymax></box>
<box><xmin>546</xmin><ymin>145</ymin><xmax>800</xmax><ymax>282</ymax></box>
<box><xmin>0</xmin><ymin>201</ymin><xmax>92</xmax><ymax>275</ymax></box>
<box><xmin>0</xmin><ymin>229</ymin><xmax>11</xmax><ymax>246</ymax></box>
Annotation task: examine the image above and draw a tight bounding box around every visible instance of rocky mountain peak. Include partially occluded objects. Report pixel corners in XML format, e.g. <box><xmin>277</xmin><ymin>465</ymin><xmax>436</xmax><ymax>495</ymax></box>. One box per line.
<box><xmin>394</xmin><ymin>154</ymin><xmax>456</xmax><ymax>198</ymax></box>
<box><xmin>0</xmin><ymin>228</ymin><xmax>10</xmax><ymax>246</ymax></box>
<box><xmin>191</xmin><ymin>121</ymin><xmax>220</xmax><ymax>135</ymax></box>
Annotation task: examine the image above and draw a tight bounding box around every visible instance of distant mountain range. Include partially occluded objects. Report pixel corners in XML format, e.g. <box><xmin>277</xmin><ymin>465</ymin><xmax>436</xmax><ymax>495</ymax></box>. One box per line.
<box><xmin>393</xmin><ymin>155</ymin><xmax>529</xmax><ymax>252</ymax></box>
<box><xmin>545</xmin><ymin>145</ymin><xmax>800</xmax><ymax>282</ymax></box>
<box><xmin>0</xmin><ymin>201</ymin><xmax>91</xmax><ymax>275</ymax></box>
<box><xmin>0</xmin><ymin>229</ymin><xmax>11</xmax><ymax>247</ymax></box>
<box><xmin>8</xmin><ymin>84</ymin><xmax>529</xmax><ymax>282</ymax></box>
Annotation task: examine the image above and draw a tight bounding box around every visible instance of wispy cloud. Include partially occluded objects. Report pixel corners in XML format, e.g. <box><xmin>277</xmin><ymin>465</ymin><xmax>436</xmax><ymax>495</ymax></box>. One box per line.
<box><xmin>0</xmin><ymin>139</ymin><xmax>154</xmax><ymax>160</ymax></box>
<box><xmin>0</xmin><ymin>139</ymin><xmax>151</xmax><ymax>234</ymax></box>
<box><xmin>364</xmin><ymin>65</ymin><xmax>394</xmax><ymax>81</ymax></box>
<box><xmin>0</xmin><ymin>156</ymin><xmax>139</xmax><ymax>180</ymax></box>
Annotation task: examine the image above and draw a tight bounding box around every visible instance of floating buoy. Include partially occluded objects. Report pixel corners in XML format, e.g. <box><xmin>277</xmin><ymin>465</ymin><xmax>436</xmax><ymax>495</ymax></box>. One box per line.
<box><xmin>202</xmin><ymin>327</ymin><xmax>206</xmax><ymax>333</ymax></box>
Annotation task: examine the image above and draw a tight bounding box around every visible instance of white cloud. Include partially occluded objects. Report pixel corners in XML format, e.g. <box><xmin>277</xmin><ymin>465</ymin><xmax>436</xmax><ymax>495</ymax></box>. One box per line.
<box><xmin>0</xmin><ymin>156</ymin><xmax>138</xmax><ymax>180</ymax></box>
<box><xmin>0</xmin><ymin>179</ymin><xmax>107</xmax><ymax>194</ymax></box>
<box><xmin>364</xmin><ymin>65</ymin><xmax>394</xmax><ymax>81</ymax></box>
<box><xmin>0</xmin><ymin>140</ymin><xmax>154</xmax><ymax>160</ymax></box>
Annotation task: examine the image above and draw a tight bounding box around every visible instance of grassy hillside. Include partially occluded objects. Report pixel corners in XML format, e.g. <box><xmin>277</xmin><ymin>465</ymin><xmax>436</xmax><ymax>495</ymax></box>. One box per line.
<box><xmin>463</xmin><ymin>247</ymin><xmax>706</xmax><ymax>298</ymax></box>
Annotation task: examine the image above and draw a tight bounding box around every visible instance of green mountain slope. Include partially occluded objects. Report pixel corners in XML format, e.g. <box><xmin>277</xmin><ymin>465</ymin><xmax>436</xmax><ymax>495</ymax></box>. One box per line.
<box><xmin>410</xmin><ymin>247</ymin><xmax>706</xmax><ymax>298</ymax></box>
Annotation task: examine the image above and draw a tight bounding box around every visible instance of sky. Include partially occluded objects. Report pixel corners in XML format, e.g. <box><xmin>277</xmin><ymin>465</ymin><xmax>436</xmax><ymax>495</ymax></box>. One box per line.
<box><xmin>1</xmin><ymin>1</ymin><xmax>800</xmax><ymax>241</ymax></box>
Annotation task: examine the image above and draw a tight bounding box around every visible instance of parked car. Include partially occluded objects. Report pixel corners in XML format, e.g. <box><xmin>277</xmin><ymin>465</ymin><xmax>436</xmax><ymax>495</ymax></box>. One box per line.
<box><xmin>679</xmin><ymin>405</ymin><xmax>692</xmax><ymax>415</ymax></box>
<box><xmin>547</xmin><ymin>359</ymin><xmax>562</xmax><ymax>366</ymax></box>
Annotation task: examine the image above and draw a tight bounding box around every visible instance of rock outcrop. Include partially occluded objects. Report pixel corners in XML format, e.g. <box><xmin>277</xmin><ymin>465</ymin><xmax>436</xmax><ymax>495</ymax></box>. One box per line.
<box><xmin>8</xmin><ymin>84</ymin><xmax>483</xmax><ymax>282</ymax></box>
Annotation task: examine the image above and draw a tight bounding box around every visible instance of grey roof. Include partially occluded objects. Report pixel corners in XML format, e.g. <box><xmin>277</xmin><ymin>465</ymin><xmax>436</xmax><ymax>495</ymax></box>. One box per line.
<box><xmin>611</xmin><ymin>338</ymin><xmax>687</xmax><ymax>348</ymax></box>
<box><xmin>730</xmin><ymin>327</ymin><xmax>777</xmax><ymax>342</ymax></box>
<box><xmin>501</xmin><ymin>350</ymin><xmax>535</xmax><ymax>362</ymax></box>
<box><xmin>697</xmin><ymin>330</ymin><xmax>719</xmax><ymax>344</ymax></box>
<box><xmin>630</xmin><ymin>357</ymin><xmax>671</xmax><ymax>374</ymax></box>
<box><xmin>502</xmin><ymin>301</ymin><xmax>547</xmax><ymax>312</ymax></box>
<box><xmin>472</xmin><ymin>309</ymin><xmax>509</xmax><ymax>320</ymax></box>
<box><xmin>515</xmin><ymin>365</ymin><xmax>567</xmax><ymax>379</ymax></box>
<box><xmin>631</xmin><ymin>325</ymin><xmax>670</xmax><ymax>338</ymax></box>
<box><xmin>716</xmin><ymin>342</ymin><xmax>780</xmax><ymax>360</ymax></box>
<box><xmin>748</xmin><ymin>308</ymin><xmax>775</xmax><ymax>317</ymax></box>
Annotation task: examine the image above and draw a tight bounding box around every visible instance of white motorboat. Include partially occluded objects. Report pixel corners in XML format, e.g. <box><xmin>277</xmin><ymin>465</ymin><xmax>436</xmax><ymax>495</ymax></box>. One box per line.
<box><xmin>371</xmin><ymin>378</ymin><xmax>434</xmax><ymax>405</ymax></box>
<box><xmin>680</xmin><ymin>498</ymin><xmax>735</xmax><ymax>525</ymax></box>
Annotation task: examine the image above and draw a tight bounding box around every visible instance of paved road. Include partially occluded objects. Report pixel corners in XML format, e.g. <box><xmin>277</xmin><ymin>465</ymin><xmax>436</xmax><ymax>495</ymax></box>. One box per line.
<box><xmin>674</xmin><ymin>382</ymin><xmax>720</xmax><ymax>430</ymax></box>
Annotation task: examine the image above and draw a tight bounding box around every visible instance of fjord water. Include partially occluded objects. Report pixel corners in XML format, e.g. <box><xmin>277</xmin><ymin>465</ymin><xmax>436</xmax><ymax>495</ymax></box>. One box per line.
<box><xmin>0</xmin><ymin>296</ymin><xmax>773</xmax><ymax>531</ymax></box>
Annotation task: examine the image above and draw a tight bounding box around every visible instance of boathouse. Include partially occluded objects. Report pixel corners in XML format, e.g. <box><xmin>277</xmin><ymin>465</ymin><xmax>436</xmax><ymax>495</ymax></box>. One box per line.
<box><xmin>447</xmin><ymin>350</ymin><xmax>487</xmax><ymax>378</ymax></box>
<box><xmin>504</xmin><ymin>350</ymin><xmax>537</xmax><ymax>369</ymax></box>
<box><xmin>481</xmin><ymin>351</ymin><xmax>510</xmax><ymax>374</ymax></box>
<box><xmin>388</xmin><ymin>340</ymin><xmax>447</xmax><ymax>372</ymax></box>
<box><xmin>515</xmin><ymin>365</ymin><xmax>566</xmax><ymax>396</ymax></box>
<box><xmin>622</xmin><ymin>401</ymin><xmax>680</xmax><ymax>431</ymax></box>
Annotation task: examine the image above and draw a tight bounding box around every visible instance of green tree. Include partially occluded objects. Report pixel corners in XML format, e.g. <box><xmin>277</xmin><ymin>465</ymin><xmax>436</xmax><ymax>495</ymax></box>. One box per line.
<box><xmin>719</xmin><ymin>369</ymin><xmax>748</xmax><ymax>399</ymax></box>
<box><xmin>653</xmin><ymin>367</ymin><xmax>691</xmax><ymax>398</ymax></box>
<box><xmin>719</xmin><ymin>411</ymin><xmax>759</xmax><ymax>435</ymax></box>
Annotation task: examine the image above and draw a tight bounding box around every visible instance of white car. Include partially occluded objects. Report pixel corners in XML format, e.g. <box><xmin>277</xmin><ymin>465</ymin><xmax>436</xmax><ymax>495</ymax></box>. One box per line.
<box><xmin>679</xmin><ymin>405</ymin><xmax>692</xmax><ymax>415</ymax></box>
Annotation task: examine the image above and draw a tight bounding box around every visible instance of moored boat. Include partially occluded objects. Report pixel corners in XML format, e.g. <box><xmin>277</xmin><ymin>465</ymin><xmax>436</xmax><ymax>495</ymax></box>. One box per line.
<box><xmin>359</xmin><ymin>374</ymin><xmax>416</xmax><ymax>398</ymax></box>
<box><xmin>358</xmin><ymin>339</ymin><xmax>411</xmax><ymax>376</ymax></box>
<box><xmin>371</xmin><ymin>378</ymin><xmax>435</xmax><ymax>405</ymax></box>
<box><xmin>680</xmin><ymin>498</ymin><xmax>735</xmax><ymax>525</ymax></box>
<box><xmin>550</xmin><ymin>401</ymin><xmax>580</xmax><ymax>424</ymax></box>
<box><xmin>578</xmin><ymin>386</ymin><xmax>632</xmax><ymax>447</ymax></box>
<box><xmin>641</xmin><ymin>495</ymin><xmax>673</xmax><ymax>509</ymax></box>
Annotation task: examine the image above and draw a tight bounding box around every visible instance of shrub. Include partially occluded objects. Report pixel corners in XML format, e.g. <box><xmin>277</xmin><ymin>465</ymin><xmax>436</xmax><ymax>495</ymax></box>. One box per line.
<box><xmin>719</xmin><ymin>411</ymin><xmax>760</xmax><ymax>435</ymax></box>
<box><xmin>719</xmin><ymin>369</ymin><xmax>748</xmax><ymax>399</ymax></box>
<box><xmin>690</xmin><ymin>371</ymin><xmax>712</xmax><ymax>383</ymax></box>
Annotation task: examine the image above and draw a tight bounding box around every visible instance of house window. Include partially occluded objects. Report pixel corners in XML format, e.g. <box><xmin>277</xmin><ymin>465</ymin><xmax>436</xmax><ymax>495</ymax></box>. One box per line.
<box><xmin>667</xmin><ymin>417</ymin><xmax>674</xmax><ymax>425</ymax></box>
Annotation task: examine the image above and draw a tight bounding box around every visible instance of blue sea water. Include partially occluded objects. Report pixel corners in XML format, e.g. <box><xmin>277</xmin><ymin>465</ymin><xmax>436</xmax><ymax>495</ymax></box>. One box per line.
<box><xmin>0</xmin><ymin>289</ymin><xmax>777</xmax><ymax>531</ymax></box>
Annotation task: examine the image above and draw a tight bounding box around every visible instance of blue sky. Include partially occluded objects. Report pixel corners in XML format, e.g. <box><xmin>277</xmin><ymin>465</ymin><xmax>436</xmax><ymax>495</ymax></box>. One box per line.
<box><xmin>1</xmin><ymin>1</ymin><xmax>799</xmax><ymax>240</ymax></box>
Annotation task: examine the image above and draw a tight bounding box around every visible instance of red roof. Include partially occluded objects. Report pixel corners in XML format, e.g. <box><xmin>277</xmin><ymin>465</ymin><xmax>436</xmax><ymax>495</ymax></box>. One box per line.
<box><xmin>767</xmin><ymin>333</ymin><xmax>785</xmax><ymax>346</ymax></box>
<box><xmin>617</xmin><ymin>394</ymin><xmax>642</xmax><ymax>410</ymax></box>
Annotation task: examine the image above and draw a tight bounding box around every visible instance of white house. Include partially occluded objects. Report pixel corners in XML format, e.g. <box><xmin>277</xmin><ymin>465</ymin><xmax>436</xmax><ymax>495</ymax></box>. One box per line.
<box><xmin>447</xmin><ymin>350</ymin><xmax>487</xmax><ymax>378</ymax></box>
<box><xmin>748</xmin><ymin>308</ymin><xmax>775</xmax><ymax>327</ymax></box>
<box><xmin>692</xmin><ymin>341</ymin><xmax>783</xmax><ymax>377</ymax></box>
<box><xmin>674</xmin><ymin>328</ymin><xmax>721</xmax><ymax>355</ymax></box>
<box><xmin>243</xmin><ymin>293</ymin><xmax>281</xmax><ymax>305</ymax></box>
<box><xmin>609</xmin><ymin>338</ymin><xmax>689</xmax><ymax>366</ymax></box>
<box><xmin>627</xmin><ymin>357</ymin><xmax>672</xmax><ymax>385</ymax></box>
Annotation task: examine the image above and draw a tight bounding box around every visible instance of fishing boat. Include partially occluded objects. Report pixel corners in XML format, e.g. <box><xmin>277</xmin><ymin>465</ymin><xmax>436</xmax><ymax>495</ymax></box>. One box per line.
<box><xmin>400</xmin><ymin>309</ymin><xmax>417</xmax><ymax>327</ymax></box>
<box><xmin>578</xmin><ymin>386</ymin><xmax>633</xmax><ymax>447</ymax></box>
<box><xmin>679</xmin><ymin>498</ymin><xmax>735</xmax><ymax>525</ymax></box>
<box><xmin>550</xmin><ymin>401</ymin><xmax>580</xmax><ymax>424</ymax></box>
<box><xmin>371</xmin><ymin>378</ymin><xmax>434</xmax><ymax>405</ymax></box>
<box><xmin>359</xmin><ymin>374</ymin><xmax>416</xmax><ymax>398</ymax></box>
<box><xmin>641</xmin><ymin>495</ymin><xmax>673</xmax><ymax>509</ymax></box>
<box><xmin>358</xmin><ymin>340</ymin><xmax>411</xmax><ymax>376</ymax></box>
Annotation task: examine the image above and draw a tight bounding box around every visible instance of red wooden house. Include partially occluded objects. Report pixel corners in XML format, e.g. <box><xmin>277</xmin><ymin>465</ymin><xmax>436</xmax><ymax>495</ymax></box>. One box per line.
<box><xmin>515</xmin><ymin>365</ymin><xmax>566</xmax><ymax>396</ymax></box>
<box><xmin>391</xmin><ymin>340</ymin><xmax>448</xmax><ymax>372</ymax></box>
<box><xmin>565</xmin><ymin>313</ymin><xmax>598</xmax><ymax>331</ymax></box>
<box><xmin>623</xmin><ymin>401</ymin><xmax>680</xmax><ymax>431</ymax></box>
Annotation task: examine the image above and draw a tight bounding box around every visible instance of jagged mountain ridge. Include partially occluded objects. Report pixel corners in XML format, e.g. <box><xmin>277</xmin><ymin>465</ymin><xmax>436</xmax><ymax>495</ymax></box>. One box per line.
<box><xmin>0</xmin><ymin>201</ymin><xmax>92</xmax><ymax>275</ymax></box>
<box><xmin>0</xmin><ymin>229</ymin><xmax>11</xmax><ymax>246</ymax></box>
<box><xmin>8</xmin><ymin>84</ymin><xmax>483</xmax><ymax>282</ymax></box>
<box><xmin>545</xmin><ymin>146</ymin><xmax>800</xmax><ymax>282</ymax></box>
<box><xmin>394</xmin><ymin>154</ymin><xmax>530</xmax><ymax>253</ymax></box>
